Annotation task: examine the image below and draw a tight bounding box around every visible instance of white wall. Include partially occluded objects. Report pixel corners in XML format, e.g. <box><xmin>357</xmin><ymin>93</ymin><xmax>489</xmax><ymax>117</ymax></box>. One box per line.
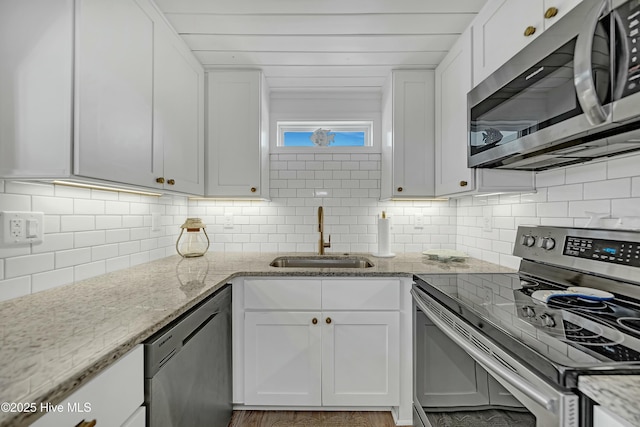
<box><xmin>0</xmin><ymin>180</ymin><xmax>184</xmax><ymax>301</ymax></box>
<box><xmin>456</xmin><ymin>153</ymin><xmax>640</xmax><ymax>270</ymax></box>
<box><xmin>190</xmin><ymin>153</ymin><xmax>457</xmax><ymax>253</ymax></box>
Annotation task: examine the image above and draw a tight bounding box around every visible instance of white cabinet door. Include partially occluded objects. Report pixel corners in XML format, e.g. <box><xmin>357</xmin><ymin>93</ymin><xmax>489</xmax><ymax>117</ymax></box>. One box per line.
<box><xmin>207</xmin><ymin>70</ymin><xmax>268</xmax><ymax>198</ymax></box>
<box><xmin>0</xmin><ymin>0</ymin><xmax>73</xmax><ymax>178</ymax></box>
<box><xmin>32</xmin><ymin>346</ymin><xmax>143</xmax><ymax>427</ymax></box>
<box><xmin>322</xmin><ymin>311</ymin><xmax>400</xmax><ymax>406</ymax></box>
<box><xmin>387</xmin><ymin>70</ymin><xmax>435</xmax><ymax>198</ymax></box>
<box><xmin>415</xmin><ymin>311</ymin><xmax>490</xmax><ymax>407</ymax></box>
<box><xmin>74</xmin><ymin>0</ymin><xmax>156</xmax><ymax>187</ymax></box>
<box><xmin>435</xmin><ymin>28</ymin><xmax>474</xmax><ymax>197</ymax></box>
<box><xmin>543</xmin><ymin>0</ymin><xmax>582</xmax><ymax>30</ymax></box>
<box><xmin>153</xmin><ymin>19</ymin><xmax>205</xmax><ymax>195</ymax></box>
<box><xmin>244</xmin><ymin>311</ymin><xmax>322</xmax><ymax>406</ymax></box>
<box><xmin>472</xmin><ymin>0</ymin><xmax>544</xmax><ymax>86</ymax></box>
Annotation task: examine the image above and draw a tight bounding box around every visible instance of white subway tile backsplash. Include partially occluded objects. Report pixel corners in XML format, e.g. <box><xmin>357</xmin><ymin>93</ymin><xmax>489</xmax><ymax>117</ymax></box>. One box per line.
<box><xmin>61</xmin><ymin>216</ymin><xmax>95</xmax><ymax>232</ymax></box>
<box><xmin>547</xmin><ymin>184</ymin><xmax>583</xmax><ymax>201</ymax></box>
<box><xmin>74</xmin><ymin>199</ymin><xmax>105</xmax><ymax>215</ymax></box>
<box><xmin>0</xmin><ymin>193</ymin><xmax>32</xmax><ymax>211</ymax></box>
<box><xmin>74</xmin><ymin>230</ymin><xmax>106</xmax><ymax>248</ymax></box>
<box><xmin>32</xmin><ymin>268</ymin><xmax>74</xmax><ymax>293</ymax></box>
<box><xmin>536</xmin><ymin>202</ymin><xmax>568</xmax><ymax>217</ymax></box>
<box><xmin>612</xmin><ymin>198</ymin><xmax>640</xmax><ymax>217</ymax></box>
<box><xmin>568</xmin><ymin>200</ymin><xmax>611</xmax><ymax>218</ymax></box>
<box><xmin>565</xmin><ymin>162</ymin><xmax>607</xmax><ymax>184</ymax></box>
<box><xmin>56</xmin><ymin>248</ymin><xmax>92</xmax><ymax>268</ymax></box>
<box><xmin>74</xmin><ymin>261</ymin><xmax>106</xmax><ymax>282</ymax></box>
<box><xmin>584</xmin><ymin>178</ymin><xmax>631</xmax><ymax>200</ymax></box>
<box><xmin>106</xmin><ymin>256</ymin><xmax>131</xmax><ymax>273</ymax></box>
<box><xmin>535</xmin><ymin>169</ymin><xmax>565</xmax><ymax>188</ymax></box>
<box><xmin>0</xmin><ymin>276</ymin><xmax>31</xmax><ymax>302</ymax></box>
<box><xmin>105</xmin><ymin>201</ymin><xmax>130</xmax><ymax>215</ymax></box>
<box><xmin>5</xmin><ymin>253</ymin><xmax>54</xmax><ymax>278</ymax></box>
<box><xmin>32</xmin><ymin>233</ymin><xmax>74</xmax><ymax>254</ymax></box>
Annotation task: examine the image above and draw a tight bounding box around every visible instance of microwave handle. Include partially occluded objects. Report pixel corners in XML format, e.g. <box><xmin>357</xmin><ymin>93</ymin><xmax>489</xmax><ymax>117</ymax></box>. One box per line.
<box><xmin>612</xmin><ymin>10</ymin><xmax>630</xmax><ymax>101</ymax></box>
<box><xmin>574</xmin><ymin>0</ymin><xmax>611</xmax><ymax>125</ymax></box>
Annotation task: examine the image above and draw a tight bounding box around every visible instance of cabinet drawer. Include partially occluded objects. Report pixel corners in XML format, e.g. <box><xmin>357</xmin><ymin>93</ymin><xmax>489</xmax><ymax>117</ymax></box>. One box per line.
<box><xmin>32</xmin><ymin>345</ymin><xmax>143</xmax><ymax>427</ymax></box>
<box><xmin>322</xmin><ymin>279</ymin><xmax>400</xmax><ymax>310</ymax></box>
<box><xmin>244</xmin><ymin>279</ymin><xmax>322</xmax><ymax>310</ymax></box>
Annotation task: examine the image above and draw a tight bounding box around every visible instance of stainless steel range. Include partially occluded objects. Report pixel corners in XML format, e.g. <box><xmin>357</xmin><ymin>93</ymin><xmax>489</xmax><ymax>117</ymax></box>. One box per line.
<box><xmin>412</xmin><ymin>225</ymin><xmax>640</xmax><ymax>427</ymax></box>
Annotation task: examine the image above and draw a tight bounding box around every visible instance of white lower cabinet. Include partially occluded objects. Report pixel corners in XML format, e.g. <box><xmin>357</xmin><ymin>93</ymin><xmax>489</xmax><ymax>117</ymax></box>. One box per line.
<box><xmin>322</xmin><ymin>311</ymin><xmax>400</xmax><ymax>406</ymax></box>
<box><xmin>238</xmin><ymin>278</ymin><xmax>401</xmax><ymax>408</ymax></box>
<box><xmin>244</xmin><ymin>311</ymin><xmax>322</xmax><ymax>406</ymax></box>
<box><xmin>32</xmin><ymin>345</ymin><xmax>144</xmax><ymax>427</ymax></box>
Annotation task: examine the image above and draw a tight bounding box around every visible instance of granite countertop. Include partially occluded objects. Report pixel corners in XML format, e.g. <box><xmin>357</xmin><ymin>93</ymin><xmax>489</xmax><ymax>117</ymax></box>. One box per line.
<box><xmin>579</xmin><ymin>375</ymin><xmax>640</xmax><ymax>426</ymax></box>
<box><xmin>0</xmin><ymin>252</ymin><xmax>512</xmax><ymax>427</ymax></box>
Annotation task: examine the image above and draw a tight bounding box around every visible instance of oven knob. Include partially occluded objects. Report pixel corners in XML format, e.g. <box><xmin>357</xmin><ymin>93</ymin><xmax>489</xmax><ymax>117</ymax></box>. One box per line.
<box><xmin>540</xmin><ymin>314</ymin><xmax>556</xmax><ymax>327</ymax></box>
<box><xmin>521</xmin><ymin>234</ymin><xmax>536</xmax><ymax>247</ymax></box>
<box><xmin>522</xmin><ymin>306</ymin><xmax>536</xmax><ymax>318</ymax></box>
<box><xmin>539</xmin><ymin>237</ymin><xmax>556</xmax><ymax>250</ymax></box>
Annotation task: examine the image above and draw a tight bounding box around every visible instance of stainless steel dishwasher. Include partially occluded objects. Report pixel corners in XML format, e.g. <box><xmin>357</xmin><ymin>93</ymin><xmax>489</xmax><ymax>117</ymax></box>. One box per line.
<box><xmin>144</xmin><ymin>285</ymin><xmax>232</xmax><ymax>427</ymax></box>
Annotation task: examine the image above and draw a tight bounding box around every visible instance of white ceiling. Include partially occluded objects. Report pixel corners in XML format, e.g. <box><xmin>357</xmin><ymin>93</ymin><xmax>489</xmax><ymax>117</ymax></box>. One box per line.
<box><xmin>154</xmin><ymin>0</ymin><xmax>489</xmax><ymax>92</ymax></box>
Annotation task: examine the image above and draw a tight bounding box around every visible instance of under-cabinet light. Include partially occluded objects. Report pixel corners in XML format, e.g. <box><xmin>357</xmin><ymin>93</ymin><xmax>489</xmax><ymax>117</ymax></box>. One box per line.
<box><xmin>52</xmin><ymin>181</ymin><xmax>163</xmax><ymax>197</ymax></box>
<box><xmin>390</xmin><ymin>198</ymin><xmax>450</xmax><ymax>202</ymax></box>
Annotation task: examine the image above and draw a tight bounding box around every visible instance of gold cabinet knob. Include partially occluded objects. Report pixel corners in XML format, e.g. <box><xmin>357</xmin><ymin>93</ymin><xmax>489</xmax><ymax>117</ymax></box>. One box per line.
<box><xmin>397</xmin><ymin>187</ymin><xmax>403</xmax><ymax>192</ymax></box>
<box><xmin>459</xmin><ymin>180</ymin><xmax>468</xmax><ymax>187</ymax></box>
<box><xmin>250</xmin><ymin>187</ymin><xmax>257</xmax><ymax>193</ymax></box>
<box><xmin>524</xmin><ymin>26</ymin><xmax>536</xmax><ymax>37</ymax></box>
<box><xmin>167</xmin><ymin>179</ymin><xmax>175</xmax><ymax>185</ymax></box>
<box><xmin>326</xmin><ymin>317</ymin><xmax>332</xmax><ymax>324</ymax></box>
<box><xmin>156</xmin><ymin>177</ymin><xmax>165</xmax><ymax>184</ymax></box>
<box><xmin>544</xmin><ymin>7</ymin><xmax>558</xmax><ymax>19</ymax></box>
<box><xmin>312</xmin><ymin>318</ymin><xmax>318</xmax><ymax>325</ymax></box>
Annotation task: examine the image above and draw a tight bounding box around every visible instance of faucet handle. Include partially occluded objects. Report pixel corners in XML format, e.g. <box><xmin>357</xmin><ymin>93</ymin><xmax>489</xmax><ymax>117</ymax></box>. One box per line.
<box><xmin>324</xmin><ymin>235</ymin><xmax>331</xmax><ymax>248</ymax></box>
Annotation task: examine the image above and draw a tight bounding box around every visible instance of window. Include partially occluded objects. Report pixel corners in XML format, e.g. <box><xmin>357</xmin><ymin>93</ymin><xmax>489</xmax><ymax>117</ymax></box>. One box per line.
<box><xmin>276</xmin><ymin>121</ymin><xmax>374</xmax><ymax>151</ymax></box>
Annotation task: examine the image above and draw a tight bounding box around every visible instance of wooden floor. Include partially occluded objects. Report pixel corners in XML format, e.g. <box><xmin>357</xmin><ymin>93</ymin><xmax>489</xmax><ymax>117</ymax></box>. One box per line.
<box><xmin>228</xmin><ymin>410</ymin><xmax>397</xmax><ymax>427</ymax></box>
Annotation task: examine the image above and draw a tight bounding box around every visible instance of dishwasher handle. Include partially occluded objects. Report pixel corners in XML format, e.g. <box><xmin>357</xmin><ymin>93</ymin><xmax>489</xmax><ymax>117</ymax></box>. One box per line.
<box><xmin>411</xmin><ymin>289</ymin><xmax>558</xmax><ymax>412</ymax></box>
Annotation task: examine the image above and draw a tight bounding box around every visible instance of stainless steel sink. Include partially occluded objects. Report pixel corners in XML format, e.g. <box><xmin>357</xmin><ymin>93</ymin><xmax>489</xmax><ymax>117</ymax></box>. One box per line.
<box><xmin>269</xmin><ymin>256</ymin><xmax>374</xmax><ymax>269</ymax></box>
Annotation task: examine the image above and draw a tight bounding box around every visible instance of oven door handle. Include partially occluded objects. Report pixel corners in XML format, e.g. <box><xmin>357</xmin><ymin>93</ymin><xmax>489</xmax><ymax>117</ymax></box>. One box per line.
<box><xmin>411</xmin><ymin>290</ymin><xmax>557</xmax><ymax>412</ymax></box>
<box><xmin>574</xmin><ymin>0</ymin><xmax>611</xmax><ymax>126</ymax></box>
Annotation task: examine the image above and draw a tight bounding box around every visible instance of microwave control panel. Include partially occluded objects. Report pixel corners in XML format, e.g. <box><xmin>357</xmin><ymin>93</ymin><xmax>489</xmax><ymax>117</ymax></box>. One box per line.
<box><xmin>617</xmin><ymin>0</ymin><xmax>640</xmax><ymax>96</ymax></box>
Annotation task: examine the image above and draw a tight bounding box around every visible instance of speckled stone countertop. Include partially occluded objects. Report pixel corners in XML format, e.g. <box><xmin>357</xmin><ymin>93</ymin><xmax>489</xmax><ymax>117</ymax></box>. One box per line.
<box><xmin>0</xmin><ymin>252</ymin><xmax>513</xmax><ymax>426</ymax></box>
<box><xmin>579</xmin><ymin>375</ymin><xmax>640</xmax><ymax>426</ymax></box>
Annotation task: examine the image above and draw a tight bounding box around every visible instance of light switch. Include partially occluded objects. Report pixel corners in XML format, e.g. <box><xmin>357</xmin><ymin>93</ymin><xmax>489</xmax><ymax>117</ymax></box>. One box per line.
<box><xmin>1</xmin><ymin>211</ymin><xmax>44</xmax><ymax>245</ymax></box>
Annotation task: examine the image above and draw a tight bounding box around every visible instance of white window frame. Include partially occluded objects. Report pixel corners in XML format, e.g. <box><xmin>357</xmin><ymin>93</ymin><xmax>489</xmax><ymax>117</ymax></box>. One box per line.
<box><xmin>274</xmin><ymin>120</ymin><xmax>377</xmax><ymax>154</ymax></box>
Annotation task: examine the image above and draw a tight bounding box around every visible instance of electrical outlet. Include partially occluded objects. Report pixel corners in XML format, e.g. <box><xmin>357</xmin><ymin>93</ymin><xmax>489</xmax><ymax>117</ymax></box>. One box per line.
<box><xmin>1</xmin><ymin>211</ymin><xmax>44</xmax><ymax>245</ymax></box>
<box><xmin>414</xmin><ymin>215</ymin><xmax>424</xmax><ymax>229</ymax></box>
<box><xmin>224</xmin><ymin>213</ymin><xmax>234</xmax><ymax>229</ymax></box>
<box><xmin>482</xmin><ymin>206</ymin><xmax>493</xmax><ymax>232</ymax></box>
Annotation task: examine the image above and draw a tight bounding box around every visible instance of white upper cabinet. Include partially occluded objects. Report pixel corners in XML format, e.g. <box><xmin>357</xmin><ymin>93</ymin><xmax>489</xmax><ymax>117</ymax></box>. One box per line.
<box><xmin>0</xmin><ymin>0</ymin><xmax>73</xmax><ymax>178</ymax></box>
<box><xmin>74</xmin><ymin>0</ymin><xmax>156</xmax><ymax>187</ymax></box>
<box><xmin>381</xmin><ymin>70</ymin><xmax>435</xmax><ymax>199</ymax></box>
<box><xmin>151</xmin><ymin>4</ymin><xmax>205</xmax><ymax>194</ymax></box>
<box><xmin>472</xmin><ymin>0</ymin><xmax>582</xmax><ymax>86</ymax></box>
<box><xmin>1</xmin><ymin>0</ymin><xmax>204</xmax><ymax>195</ymax></box>
<box><xmin>206</xmin><ymin>70</ymin><xmax>269</xmax><ymax>198</ymax></box>
<box><xmin>435</xmin><ymin>28</ymin><xmax>474</xmax><ymax>196</ymax></box>
<box><xmin>435</xmin><ymin>28</ymin><xmax>535</xmax><ymax>197</ymax></box>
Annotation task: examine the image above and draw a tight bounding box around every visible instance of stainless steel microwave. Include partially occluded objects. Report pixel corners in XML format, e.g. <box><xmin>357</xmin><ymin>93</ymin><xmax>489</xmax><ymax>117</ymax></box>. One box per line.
<box><xmin>468</xmin><ymin>0</ymin><xmax>640</xmax><ymax>170</ymax></box>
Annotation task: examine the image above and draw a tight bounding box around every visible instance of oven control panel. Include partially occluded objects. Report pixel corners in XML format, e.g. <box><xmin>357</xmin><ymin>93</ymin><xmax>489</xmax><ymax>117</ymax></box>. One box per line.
<box><xmin>564</xmin><ymin>236</ymin><xmax>640</xmax><ymax>267</ymax></box>
<box><xmin>514</xmin><ymin>226</ymin><xmax>640</xmax><ymax>283</ymax></box>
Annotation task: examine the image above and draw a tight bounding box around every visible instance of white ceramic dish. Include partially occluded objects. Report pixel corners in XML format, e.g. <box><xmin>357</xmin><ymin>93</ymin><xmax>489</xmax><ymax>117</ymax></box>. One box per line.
<box><xmin>422</xmin><ymin>249</ymin><xmax>469</xmax><ymax>262</ymax></box>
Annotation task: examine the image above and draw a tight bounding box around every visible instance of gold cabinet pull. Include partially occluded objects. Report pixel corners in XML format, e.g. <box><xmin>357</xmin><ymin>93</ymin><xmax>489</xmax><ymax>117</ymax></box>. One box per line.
<box><xmin>326</xmin><ymin>317</ymin><xmax>332</xmax><ymax>324</ymax></box>
<box><xmin>167</xmin><ymin>179</ymin><xmax>175</xmax><ymax>185</ymax></box>
<box><xmin>75</xmin><ymin>420</ymin><xmax>97</xmax><ymax>427</ymax></box>
<box><xmin>524</xmin><ymin>26</ymin><xmax>536</xmax><ymax>37</ymax></box>
<box><xmin>544</xmin><ymin>7</ymin><xmax>558</xmax><ymax>19</ymax></box>
<box><xmin>250</xmin><ymin>187</ymin><xmax>257</xmax><ymax>193</ymax></box>
<box><xmin>155</xmin><ymin>177</ymin><xmax>165</xmax><ymax>184</ymax></box>
<box><xmin>312</xmin><ymin>318</ymin><xmax>318</xmax><ymax>325</ymax></box>
<box><xmin>397</xmin><ymin>187</ymin><xmax>403</xmax><ymax>192</ymax></box>
<box><xmin>459</xmin><ymin>180</ymin><xmax>468</xmax><ymax>187</ymax></box>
